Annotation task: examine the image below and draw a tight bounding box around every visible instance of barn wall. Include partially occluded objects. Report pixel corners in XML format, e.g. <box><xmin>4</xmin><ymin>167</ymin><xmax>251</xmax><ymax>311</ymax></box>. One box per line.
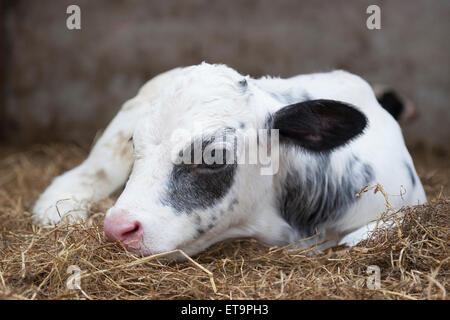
<box><xmin>2</xmin><ymin>0</ymin><xmax>449</xmax><ymax>147</ymax></box>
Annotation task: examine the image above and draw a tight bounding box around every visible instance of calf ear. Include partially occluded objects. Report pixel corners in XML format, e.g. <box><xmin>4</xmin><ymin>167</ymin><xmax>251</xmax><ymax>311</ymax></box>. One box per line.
<box><xmin>270</xmin><ymin>99</ymin><xmax>367</xmax><ymax>152</ymax></box>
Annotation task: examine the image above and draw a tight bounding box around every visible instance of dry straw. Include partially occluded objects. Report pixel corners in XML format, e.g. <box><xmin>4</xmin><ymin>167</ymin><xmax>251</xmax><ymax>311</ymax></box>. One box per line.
<box><xmin>0</xmin><ymin>143</ymin><xmax>448</xmax><ymax>299</ymax></box>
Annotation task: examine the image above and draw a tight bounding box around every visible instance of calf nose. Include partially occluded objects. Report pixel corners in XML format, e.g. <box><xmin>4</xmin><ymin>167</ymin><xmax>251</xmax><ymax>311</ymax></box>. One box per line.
<box><xmin>104</xmin><ymin>211</ymin><xmax>143</xmax><ymax>248</ymax></box>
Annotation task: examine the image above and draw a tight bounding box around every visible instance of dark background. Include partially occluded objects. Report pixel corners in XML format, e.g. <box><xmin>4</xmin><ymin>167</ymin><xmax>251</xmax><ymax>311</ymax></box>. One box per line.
<box><xmin>1</xmin><ymin>0</ymin><xmax>449</xmax><ymax>148</ymax></box>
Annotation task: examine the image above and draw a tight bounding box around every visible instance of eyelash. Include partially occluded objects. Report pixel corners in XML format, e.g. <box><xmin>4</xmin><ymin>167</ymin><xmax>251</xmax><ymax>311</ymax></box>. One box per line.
<box><xmin>129</xmin><ymin>137</ymin><xmax>135</xmax><ymax>149</ymax></box>
<box><xmin>182</xmin><ymin>149</ymin><xmax>229</xmax><ymax>172</ymax></box>
<box><xmin>188</xmin><ymin>162</ymin><xmax>227</xmax><ymax>173</ymax></box>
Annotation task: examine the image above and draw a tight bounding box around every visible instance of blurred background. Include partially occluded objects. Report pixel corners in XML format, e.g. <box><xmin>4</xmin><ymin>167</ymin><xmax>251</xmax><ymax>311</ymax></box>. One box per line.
<box><xmin>0</xmin><ymin>0</ymin><xmax>449</xmax><ymax>149</ymax></box>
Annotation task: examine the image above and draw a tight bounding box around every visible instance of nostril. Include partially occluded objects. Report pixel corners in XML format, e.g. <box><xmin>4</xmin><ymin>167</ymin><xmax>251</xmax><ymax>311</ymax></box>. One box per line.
<box><xmin>121</xmin><ymin>221</ymin><xmax>142</xmax><ymax>238</ymax></box>
<box><xmin>104</xmin><ymin>215</ymin><xmax>142</xmax><ymax>243</ymax></box>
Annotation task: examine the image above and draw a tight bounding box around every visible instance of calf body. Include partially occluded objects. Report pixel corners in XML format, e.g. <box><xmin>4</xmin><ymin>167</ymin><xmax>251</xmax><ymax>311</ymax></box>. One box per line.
<box><xmin>33</xmin><ymin>63</ymin><xmax>426</xmax><ymax>257</ymax></box>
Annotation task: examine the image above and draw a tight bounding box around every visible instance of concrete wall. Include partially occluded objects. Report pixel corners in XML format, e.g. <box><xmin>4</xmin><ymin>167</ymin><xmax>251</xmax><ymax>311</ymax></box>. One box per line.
<box><xmin>1</xmin><ymin>0</ymin><xmax>449</xmax><ymax>147</ymax></box>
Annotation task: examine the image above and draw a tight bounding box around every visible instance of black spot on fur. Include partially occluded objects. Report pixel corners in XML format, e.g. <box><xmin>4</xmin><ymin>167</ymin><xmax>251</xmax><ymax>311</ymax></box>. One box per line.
<box><xmin>278</xmin><ymin>154</ymin><xmax>374</xmax><ymax>237</ymax></box>
<box><xmin>228</xmin><ymin>198</ymin><xmax>239</xmax><ymax>211</ymax></box>
<box><xmin>405</xmin><ymin>161</ymin><xmax>416</xmax><ymax>187</ymax></box>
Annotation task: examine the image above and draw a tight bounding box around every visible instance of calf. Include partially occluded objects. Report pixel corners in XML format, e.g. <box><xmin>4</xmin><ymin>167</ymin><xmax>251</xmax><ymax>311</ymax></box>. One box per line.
<box><xmin>33</xmin><ymin>63</ymin><xmax>426</xmax><ymax>257</ymax></box>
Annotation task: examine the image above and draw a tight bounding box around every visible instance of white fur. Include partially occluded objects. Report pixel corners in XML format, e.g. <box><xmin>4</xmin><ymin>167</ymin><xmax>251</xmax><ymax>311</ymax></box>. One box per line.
<box><xmin>33</xmin><ymin>63</ymin><xmax>426</xmax><ymax>256</ymax></box>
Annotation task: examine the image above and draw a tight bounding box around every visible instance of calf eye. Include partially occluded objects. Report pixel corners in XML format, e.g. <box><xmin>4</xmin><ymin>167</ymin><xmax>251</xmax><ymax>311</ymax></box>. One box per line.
<box><xmin>188</xmin><ymin>148</ymin><xmax>230</xmax><ymax>173</ymax></box>
<box><xmin>197</xmin><ymin>162</ymin><xmax>227</xmax><ymax>171</ymax></box>
<box><xmin>200</xmin><ymin>149</ymin><xmax>227</xmax><ymax>171</ymax></box>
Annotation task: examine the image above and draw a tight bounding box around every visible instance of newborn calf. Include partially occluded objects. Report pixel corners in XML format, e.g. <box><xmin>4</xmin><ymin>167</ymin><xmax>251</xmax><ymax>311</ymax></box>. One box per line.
<box><xmin>33</xmin><ymin>63</ymin><xmax>426</xmax><ymax>257</ymax></box>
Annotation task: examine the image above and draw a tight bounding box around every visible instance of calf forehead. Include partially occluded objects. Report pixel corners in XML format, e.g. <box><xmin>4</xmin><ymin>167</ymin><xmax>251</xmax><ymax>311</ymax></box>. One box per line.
<box><xmin>135</xmin><ymin>98</ymin><xmax>253</xmax><ymax>152</ymax></box>
<box><xmin>144</xmin><ymin>68</ymin><xmax>250</xmax><ymax>128</ymax></box>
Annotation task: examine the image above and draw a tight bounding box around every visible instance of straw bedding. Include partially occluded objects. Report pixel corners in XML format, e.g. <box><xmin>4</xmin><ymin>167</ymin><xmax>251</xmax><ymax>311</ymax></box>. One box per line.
<box><xmin>0</xmin><ymin>143</ymin><xmax>448</xmax><ymax>300</ymax></box>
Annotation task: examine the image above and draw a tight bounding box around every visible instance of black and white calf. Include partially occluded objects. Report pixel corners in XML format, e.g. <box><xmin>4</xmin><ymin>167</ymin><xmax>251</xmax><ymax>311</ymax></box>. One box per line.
<box><xmin>33</xmin><ymin>63</ymin><xmax>426</xmax><ymax>257</ymax></box>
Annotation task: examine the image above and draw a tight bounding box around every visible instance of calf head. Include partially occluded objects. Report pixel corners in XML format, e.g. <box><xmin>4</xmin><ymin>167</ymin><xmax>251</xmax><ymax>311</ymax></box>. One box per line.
<box><xmin>104</xmin><ymin>63</ymin><xmax>367</xmax><ymax>258</ymax></box>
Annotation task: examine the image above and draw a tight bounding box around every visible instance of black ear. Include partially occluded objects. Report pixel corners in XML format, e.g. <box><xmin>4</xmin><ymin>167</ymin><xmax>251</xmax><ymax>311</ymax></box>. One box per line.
<box><xmin>270</xmin><ymin>99</ymin><xmax>367</xmax><ymax>152</ymax></box>
<box><xmin>376</xmin><ymin>90</ymin><xmax>403</xmax><ymax>120</ymax></box>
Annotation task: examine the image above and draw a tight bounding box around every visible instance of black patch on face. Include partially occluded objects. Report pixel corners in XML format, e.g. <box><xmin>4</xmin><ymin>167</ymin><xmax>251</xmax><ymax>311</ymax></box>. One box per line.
<box><xmin>278</xmin><ymin>154</ymin><xmax>374</xmax><ymax>237</ymax></box>
<box><xmin>161</xmin><ymin>164</ymin><xmax>237</xmax><ymax>214</ymax></box>
<box><xmin>161</xmin><ymin>132</ymin><xmax>238</xmax><ymax>214</ymax></box>
<box><xmin>404</xmin><ymin>161</ymin><xmax>416</xmax><ymax>187</ymax></box>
